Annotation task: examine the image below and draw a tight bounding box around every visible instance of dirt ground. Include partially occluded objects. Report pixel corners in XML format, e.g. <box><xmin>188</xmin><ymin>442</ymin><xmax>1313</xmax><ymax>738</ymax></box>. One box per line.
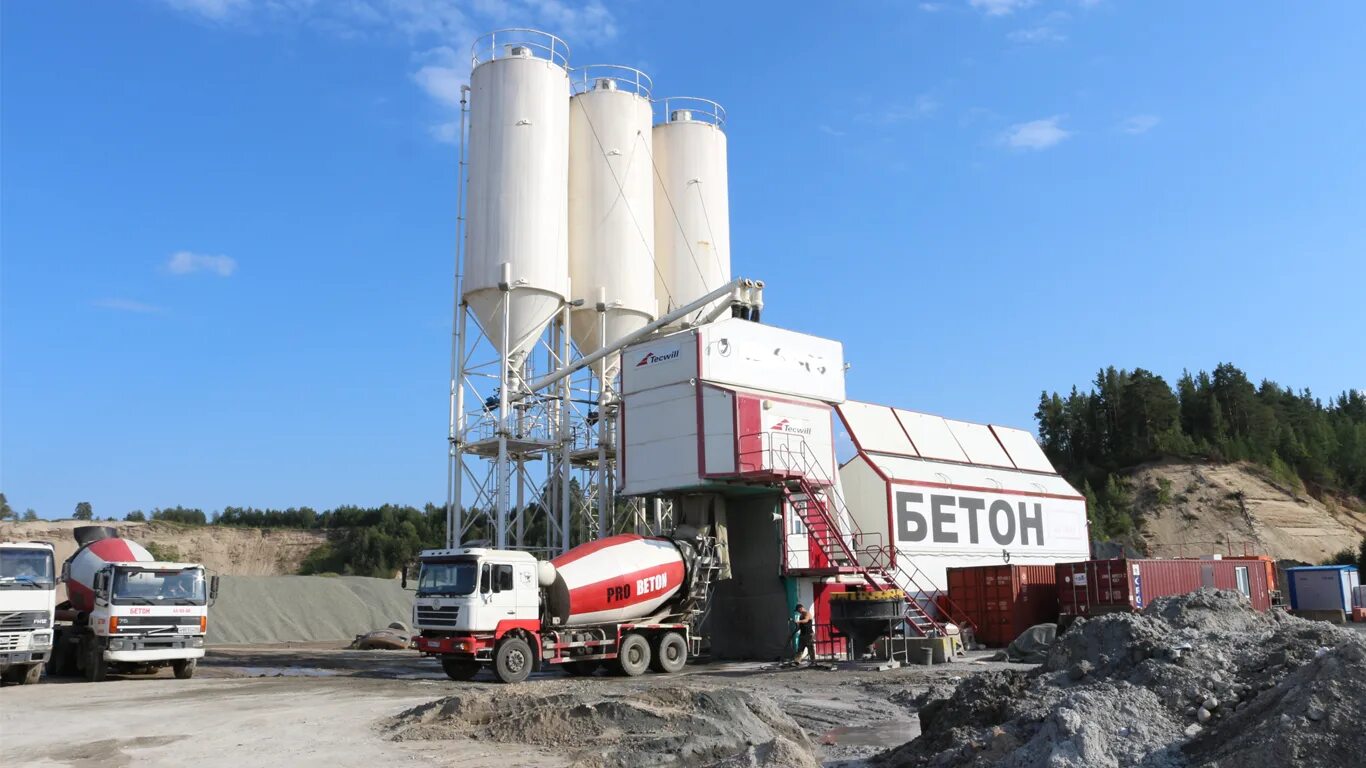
<box><xmin>0</xmin><ymin>645</ymin><xmax>1032</xmax><ymax>768</ymax></box>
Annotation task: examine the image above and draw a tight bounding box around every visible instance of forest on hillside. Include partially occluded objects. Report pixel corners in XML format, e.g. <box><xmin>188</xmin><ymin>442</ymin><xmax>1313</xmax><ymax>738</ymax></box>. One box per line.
<box><xmin>1035</xmin><ymin>363</ymin><xmax>1366</xmax><ymax>541</ymax></box>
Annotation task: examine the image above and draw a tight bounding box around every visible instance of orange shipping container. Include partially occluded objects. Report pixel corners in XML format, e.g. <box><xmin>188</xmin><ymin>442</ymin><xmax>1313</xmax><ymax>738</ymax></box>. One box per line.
<box><xmin>946</xmin><ymin>564</ymin><xmax>1060</xmax><ymax>647</ymax></box>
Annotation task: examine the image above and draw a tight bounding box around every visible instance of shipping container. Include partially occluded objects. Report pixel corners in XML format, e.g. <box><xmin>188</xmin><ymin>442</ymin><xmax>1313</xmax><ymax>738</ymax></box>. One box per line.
<box><xmin>947</xmin><ymin>564</ymin><xmax>1060</xmax><ymax>647</ymax></box>
<box><xmin>1285</xmin><ymin>566</ymin><xmax>1360</xmax><ymax>612</ymax></box>
<box><xmin>1057</xmin><ymin>558</ymin><xmax>1272</xmax><ymax>619</ymax></box>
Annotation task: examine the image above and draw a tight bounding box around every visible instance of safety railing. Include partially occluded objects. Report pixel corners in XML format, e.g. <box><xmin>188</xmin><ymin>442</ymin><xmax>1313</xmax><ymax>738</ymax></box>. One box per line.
<box><xmin>655</xmin><ymin>96</ymin><xmax>726</xmax><ymax>129</ymax></box>
<box><xmin>735</xmin><ymin>431</ymin><xmax>978</xmax><ymax>636</ymax></box>
<box><xmin>471</xmin><ymin>28</ymin><xmax>570</xmax><ymax>70</ymax></box>
<box><xmin>570</xmin><ymin>64</ymin><xmax>652</xmax><ymax>98</ymax></box>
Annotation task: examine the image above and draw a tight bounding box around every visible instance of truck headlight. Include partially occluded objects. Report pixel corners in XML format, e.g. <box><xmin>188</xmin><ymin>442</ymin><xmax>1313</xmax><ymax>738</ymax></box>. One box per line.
<box><xmin>108</xmin><ymin>638</ymin><xmax>126</xmax><ymax>650</ymax></box>
<box><xmin>32</xmin><ymin>631</ymin><xmax>52</xmax><ymax>649</ymax></box>
<box><xmin>191</xmin><ymin>637</ymin><xmax>205</xmax><ymax>648</ymax></box>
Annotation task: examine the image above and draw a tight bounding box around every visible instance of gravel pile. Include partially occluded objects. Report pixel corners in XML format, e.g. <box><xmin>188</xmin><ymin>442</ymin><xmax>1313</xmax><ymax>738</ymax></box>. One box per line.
<box><xmin>385</xmin><ymin>684</ymin><xmax>819</xmax><ymax>767</ymax></box>
<box><xmin>209</xmin><ymin>575</ymin><xmax>413</xmax><ymax>645</ymax></box>
<box><xmin>875</xmin><ymin>589</ymin><xmax>1366</xmax><ymax>768</ymax></box>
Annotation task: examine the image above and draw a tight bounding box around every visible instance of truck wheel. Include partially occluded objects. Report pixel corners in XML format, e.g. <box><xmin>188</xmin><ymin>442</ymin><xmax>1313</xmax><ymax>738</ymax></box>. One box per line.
<box><xmin>651</xmin><ymin>632</ymin><xmax>688</xmax><ymax>674</ymax></box>
<box><xmin>84</xmin><ymin>644</ymin><xmax>108</xmax><ymax>683</ymax></box>
<box><xmin>563</xmin><ymin>660</ymin><xmax>601</xmax><ymax>677</ymax></box>
<box><xmin>173</xmin><ymin>659</ymin><xmax>197</xmax><ymax>680</ymax></box>
<box><xmin>614</xmin><ymin>633</ymin><xmax>651</xmax><ymax>677</ymax></box>
<box><xmin>441</xmin><ymin>658</ymin><xmax>481</xmax><ymax>681</ymax></box>
<box><xmin>493</xmin><ymin>637</ymin><xmax>534</xmax><ymax>684</ymax></box>
<box><xmin>48</xmin><ymin>638</ymin><xmax>76</xmax><ymax>677</ymax></box>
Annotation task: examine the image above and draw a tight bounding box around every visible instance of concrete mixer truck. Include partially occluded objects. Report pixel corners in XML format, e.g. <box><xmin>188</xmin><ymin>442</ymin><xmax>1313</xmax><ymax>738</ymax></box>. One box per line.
<box><xmin>47</xmin><ymin>526</ymin><xmax>218</xmax><ymax>682</ymax></box>
<box><xmin>0</xmin><ymin>540</ymin><xmax>57</xmax><ymax>685</ymax></box>
<box><xmin>412</xmin><ymin>533</ymin><xmax>718</xmax><ymax>683</ymax></box>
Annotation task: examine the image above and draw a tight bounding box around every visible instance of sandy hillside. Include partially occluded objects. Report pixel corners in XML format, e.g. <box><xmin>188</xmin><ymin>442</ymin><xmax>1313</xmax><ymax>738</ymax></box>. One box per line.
<box><xmin>1128</xmin><ymin>461</ymin><xmax>1366</xmax><ymax>563</ymax></box>
<box><xmin>0</xmin><ymin>519</ymin><xmax>326</xmax><ymax>576</ymax></box>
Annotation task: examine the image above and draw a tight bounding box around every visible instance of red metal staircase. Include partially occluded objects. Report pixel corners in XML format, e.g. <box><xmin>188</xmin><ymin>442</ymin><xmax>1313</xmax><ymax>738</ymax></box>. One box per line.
<box><xmin>743</xmin><ymin>434</ymin><xmax>977</xmax><ymax>638</ymax></box>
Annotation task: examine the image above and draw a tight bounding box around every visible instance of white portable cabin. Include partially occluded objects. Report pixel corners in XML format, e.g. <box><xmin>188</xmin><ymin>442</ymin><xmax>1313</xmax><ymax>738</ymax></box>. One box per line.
<box><xmin>618</xmin><ymin>318</ymin><xmax>844</xmax><ymax>495</ymax></box>
<box><xmin>836</xmin><ymin>401</ymin><xmax>1091</xmax><ymax>590</ymax></box>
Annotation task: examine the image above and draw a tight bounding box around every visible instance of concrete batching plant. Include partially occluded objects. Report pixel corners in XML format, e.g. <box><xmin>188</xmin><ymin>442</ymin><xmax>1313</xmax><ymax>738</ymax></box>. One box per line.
<box><xmin>443</xmin><ymin>28</ymin><xmax>1087</xmax><ymax>659</ymax></box>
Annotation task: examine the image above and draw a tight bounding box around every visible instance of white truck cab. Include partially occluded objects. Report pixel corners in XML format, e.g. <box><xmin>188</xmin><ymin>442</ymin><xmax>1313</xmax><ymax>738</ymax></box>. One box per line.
<box><xmin>411</xmin><ymin>547</ymin><xmax>542</xmax><ymax>635</ymax></box>
<box><xmin>0</xmin><ymin>541</ymin><xmax>57</xmax><ymax>685</ymax></box>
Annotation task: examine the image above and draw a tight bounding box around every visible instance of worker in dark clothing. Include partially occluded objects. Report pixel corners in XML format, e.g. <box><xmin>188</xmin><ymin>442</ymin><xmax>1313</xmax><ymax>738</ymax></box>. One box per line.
<box><xmin>794</xmin><ymin>603</ymin><xmax>815</xmax><ymax>665</ymax></box>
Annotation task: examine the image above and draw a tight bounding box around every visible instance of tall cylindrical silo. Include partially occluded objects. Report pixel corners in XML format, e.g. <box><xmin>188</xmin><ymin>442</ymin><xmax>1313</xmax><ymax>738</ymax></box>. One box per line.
<box><xmin>568</xmin><ymin>66</ymin><xmax>657</xmax><ymax>382</ymax></box>
<box><xmin>651</xmin><ymin>98</ymin><xmax>731</xmax><ymax>325</ymax></box>
<box><xmin>463</xmin><ymin>31</ymin><xmax>571</xmax><ymax>366</ymax></box>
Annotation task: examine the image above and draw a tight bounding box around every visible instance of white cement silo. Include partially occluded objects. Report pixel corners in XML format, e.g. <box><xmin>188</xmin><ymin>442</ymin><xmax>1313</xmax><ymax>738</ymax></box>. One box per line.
<box><xmin>651</xmin><ymin>98</ymin><xmax>731</xmax><ymax>325</ymax></box>
<box><xmin>463</xmin><ymin>31</ymin><xmax>571</xmax><ymax>365</ymax></box>
<box><xmin>568</xmin><ymin>66</ymin><xmax>657</xmax><ymax>382</ymax></box>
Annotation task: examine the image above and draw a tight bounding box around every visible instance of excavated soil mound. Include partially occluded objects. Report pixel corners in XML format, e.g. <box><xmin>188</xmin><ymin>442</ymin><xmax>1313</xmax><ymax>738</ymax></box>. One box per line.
<box><xmin>385</xmin><ymin>684</ymin><xmax>819</xmax><ymax>767</ymax></box>
<box><xmin>876</xmin><ymin>589</ymin><xmax>1366</xmax><ymax>768</ymax></box>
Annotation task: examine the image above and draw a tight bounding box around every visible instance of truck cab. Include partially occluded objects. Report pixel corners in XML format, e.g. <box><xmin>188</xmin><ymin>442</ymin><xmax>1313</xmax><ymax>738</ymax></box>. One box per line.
<box><xmin>0</xmin><ymin>542</ymin><xmax>57</xmax><ymax>685</ymax></box>
<box><xmin>53</xmin><ymin>560</ymin><xmax>218</xmax><ymax>682</ymax></box>
<box><xmin>411</xmin><ymin>547</ymin><xmax>541</xmax><ymax>635</ymax></box>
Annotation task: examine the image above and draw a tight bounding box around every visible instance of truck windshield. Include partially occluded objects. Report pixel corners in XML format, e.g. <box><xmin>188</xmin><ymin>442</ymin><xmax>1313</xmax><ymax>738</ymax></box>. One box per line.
<box><xmin>0</xmin><ymin>548</ymin><xmax>55</xmax><ymax>589</ymax></box>
<box><xmin>417</xmin><ymin>558</ymin><xmax>478</xmax><ymax>597</ymax></box>
<box><xmin>112</xmin><ymin>567</ymin><xmax>207</xmax><ymax>605</ymax></box>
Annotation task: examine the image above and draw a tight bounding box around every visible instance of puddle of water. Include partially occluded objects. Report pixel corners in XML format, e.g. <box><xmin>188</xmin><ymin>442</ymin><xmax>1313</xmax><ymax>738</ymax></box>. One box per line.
<box><xmin>228</xmin><ymin>666</ymin><xmax>342</xmax><ymax>678</ymax></box>
<box><xmin>820</xmin><ymin>718</ymin><xmax>918</xmax><ymax>749</ymax></box>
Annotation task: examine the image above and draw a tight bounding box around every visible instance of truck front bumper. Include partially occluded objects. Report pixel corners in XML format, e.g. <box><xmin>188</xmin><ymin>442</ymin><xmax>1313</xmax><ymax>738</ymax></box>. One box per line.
<box><xmin>416</xmin><ymin>634</ymin><xmax>493</xmax><ymax>657</ymax></box>
<box><xmin>0</xmin><ymin>650</ymin><xmax>48</xmax><ymax>670</ymax></box>
<box><xmin>106</xmin><ymin>647</ymin><xmax>206</xmax><ymax>663</ymax></box>
<box><xmin>104</xmin><ymin>635</ymin><xmax>206</xmax><ymax>663</ymax></box>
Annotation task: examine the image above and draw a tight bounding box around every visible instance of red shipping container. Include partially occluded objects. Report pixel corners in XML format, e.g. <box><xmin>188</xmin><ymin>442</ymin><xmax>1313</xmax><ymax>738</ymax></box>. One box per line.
<box><xmin>947</xmin><ymin>564</ymin><xmax>1060</xmax><ymax>647</ymax></box>
<box><xmin>1057</xmin><ymin>558</ymin><xmax>1272</xmax><ymax>619</ymax></box>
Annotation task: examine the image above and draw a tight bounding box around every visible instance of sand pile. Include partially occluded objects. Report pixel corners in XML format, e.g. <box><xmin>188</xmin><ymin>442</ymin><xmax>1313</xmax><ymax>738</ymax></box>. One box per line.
<box><xmin>209</xmin><ymin>575</ymin><xmax>413</xmax><ymax>645</ymax></box>
<box><xmin>876</xmin><ymin>589</ymin><xmax>1366</xmax><ymax>768</ymax></box>
<box><xmin>385</xmin><ymin>684</ymin><xmax>819</xmax><ymax>768</ymax></box>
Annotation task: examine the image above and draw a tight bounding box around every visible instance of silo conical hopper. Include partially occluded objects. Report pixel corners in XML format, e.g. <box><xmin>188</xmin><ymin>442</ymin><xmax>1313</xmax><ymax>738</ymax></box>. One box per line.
<box><xmin>568</xmin><ymin>66</ymin><xmax>658</xmax><ymax>384</ymax></box>
<box><xmin>651</xmin><ymin>98</ymin><xmax>731</xmax><ymax>327</ymax></box>
<box><xmin>463</xmin><ymin>31</ymin><xmax>571</xmax><ymax>367</ymax></box>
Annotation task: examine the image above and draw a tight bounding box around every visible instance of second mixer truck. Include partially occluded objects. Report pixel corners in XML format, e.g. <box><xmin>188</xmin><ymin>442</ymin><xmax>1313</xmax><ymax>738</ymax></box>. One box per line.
<box><xmin>48</xmin><ymin>526</ymin><xmax>218</xmax><ymax>682</ymax></box>
<box><xmin>413</xmin><ymin>532</ymin><xmax>717</xmax><ymax>683</ymax></box>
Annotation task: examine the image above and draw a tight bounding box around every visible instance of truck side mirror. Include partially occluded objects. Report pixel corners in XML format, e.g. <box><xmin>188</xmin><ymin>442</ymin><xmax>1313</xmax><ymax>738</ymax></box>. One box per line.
<box><xmin>401</xmin><ymin>565</ymin><xmax>408</xmax><ymax>590</ymax></box>
<box><xmin>93</xmin><ymin>571</ymin><xmax>109</xmax><ymax>600</ymax></box>
<box><xmin>210</xmin><ymin>575</ymin><xmax>220</xmax><ymax>601</ymax></box>
<box><xmin>480</xmin><ymin>563</ymin><xmax>491</xmax><ymax>594</ymax></box>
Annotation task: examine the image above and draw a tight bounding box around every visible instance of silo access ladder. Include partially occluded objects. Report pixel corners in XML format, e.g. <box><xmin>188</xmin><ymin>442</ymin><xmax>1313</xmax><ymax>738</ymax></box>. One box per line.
<box><xmin>758</xmin><ymin>437</ymin><xmax>977</xmax><ymax>639</ymax></box>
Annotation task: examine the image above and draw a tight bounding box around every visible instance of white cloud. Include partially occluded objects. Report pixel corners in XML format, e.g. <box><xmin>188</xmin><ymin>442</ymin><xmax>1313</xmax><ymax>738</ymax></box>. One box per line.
<box><xmin>919</xmin><ymin>2</ymin><xmax>944</xmax><ymax>11</ymax></box>
<box><xmin>1009</xmin><ymin>26</ymin><xmax>1066</xmax><ymax>43</ymax></box>
<box><xmin>166</xmin><ymin>250</ymin><xmax>237</xmax><ymax>277</ymax></box>
<box><xmin>818</xmin><ymin>125</ymin><xmax>846</xmax><ymax>137</ymax></box>
<box><xmin>1002</xmin><ymin>116</ymin><xmax>1072</xmax><ymax>150</ymax></box>
<box><xmin>969</xmin><ymin>0</ymin><xmax>1035</xmax><ymax>16</ymax></box>
<box><xmin>159</xmin><ymin>1</ymin><xmax>621</xmax><ymax>144</ymax></box>
<box><xmin>160</xmin><ymin>0</ymin><xmax>251</xmax><ymax>22</ymax></box>
<box><xmin>94</xmin><ymin>298</ymin><xmax>164</xmax><ymax>314</ymax></box>
<box><xmin>1119</xmin><ymin>114</ymin><xmax>1160</xmax><ymax>134</ymax></box>
<box><xmin>412</xmin><ymin>46</ymin><xmax>467</xmax><ymax>109</ymax></box>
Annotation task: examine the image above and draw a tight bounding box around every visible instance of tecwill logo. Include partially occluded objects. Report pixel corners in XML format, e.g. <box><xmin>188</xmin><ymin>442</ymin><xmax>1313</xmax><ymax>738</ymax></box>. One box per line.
<box><xmin>770</xmin><ymin>418</ymin><xmax>813</xmax><ymax>435</ymax></box>
<box><xmin>635</xmin><ymin>348</ymin><xmax>681</xmax><ymax>367</ymax></box>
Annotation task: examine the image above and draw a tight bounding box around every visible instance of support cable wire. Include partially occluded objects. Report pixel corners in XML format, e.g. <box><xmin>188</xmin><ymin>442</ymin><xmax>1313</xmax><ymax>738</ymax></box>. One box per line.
<box><xmin>571</xmin><ymin>98</ymin><xmax>677</xmax><ymax>314</ymax></box>
<box><xmin>640</xmin><ymin>126</ymin><xmax>716</xmax><ymax>318</ymax></box>
<box><xmin>690</xmin><ymin>179</ymin><xmax>727</xmax><ymax>292</ymax></box>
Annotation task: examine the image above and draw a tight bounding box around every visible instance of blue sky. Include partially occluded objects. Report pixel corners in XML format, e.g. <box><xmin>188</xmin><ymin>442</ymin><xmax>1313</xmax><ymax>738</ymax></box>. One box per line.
<box><xmin>3</xmin><ymin>1</ymin><xmax>1363</xmax><ymax>518</ymax></box>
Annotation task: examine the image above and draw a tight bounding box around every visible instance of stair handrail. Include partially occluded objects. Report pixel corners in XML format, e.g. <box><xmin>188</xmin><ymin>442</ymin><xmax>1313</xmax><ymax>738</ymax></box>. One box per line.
<box><xmin>782</xmin><ymin>434</ymin><xmax>978</xmax><ymax>634</ymax></box>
